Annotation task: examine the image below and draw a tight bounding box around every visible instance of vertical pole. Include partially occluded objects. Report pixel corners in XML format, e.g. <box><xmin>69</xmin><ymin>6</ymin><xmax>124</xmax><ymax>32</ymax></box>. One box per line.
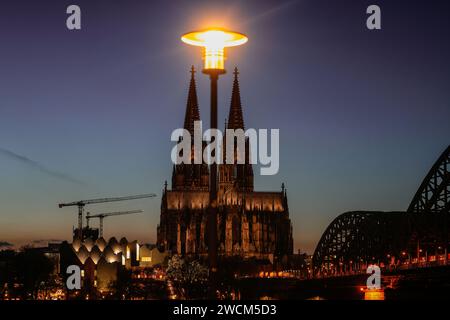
<box><xmin>417</xmin><ymin>240</ymin><xmax>420</xmax><ymax>266</ymax></box>
<box><xmin>78</xmin><ymin>205</ymin><xmax>83</xmax><ymax>239</ymax></box>
<box><xmin>100</xmin><ymin>217</ymin><xmax>104</xmax><ymax>238</ymax></box>
<box><xmin>208</xmin><ymin>72</ymin><xmax>219</xmax><ymax>298</ymax></box>
<box><xmin>446</xmin><ymin>213</ymin><xmax>449</xmax><ymax>265</ymax></box>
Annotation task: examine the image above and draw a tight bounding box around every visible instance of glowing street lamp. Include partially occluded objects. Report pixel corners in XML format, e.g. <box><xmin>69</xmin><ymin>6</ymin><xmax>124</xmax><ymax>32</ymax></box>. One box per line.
<box><xmin>181</xmin><ymin>28</ymin><xmax>247</xmax><ymax>297</ymax></box>
<box><xmin>181</xmin><ymin>28</ymin><xmax>248</xmax><ymax>73</ymax></box>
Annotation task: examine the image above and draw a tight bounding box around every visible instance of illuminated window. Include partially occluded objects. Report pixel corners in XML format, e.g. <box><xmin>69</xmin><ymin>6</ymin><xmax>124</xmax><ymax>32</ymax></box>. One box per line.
<box><xmin>141</xmin><ymin>257</ymin><xmax>152</xmax><ymax>262</ymax></box>
<box><xmin>126</xmin><ymin>246</ymin><xmax>130</xmax><ymax>259</ymax></box>
<box><xmin>81</xmin><ymin>270</ymin><xmax>85</xmax><ymax>277</ymax></box>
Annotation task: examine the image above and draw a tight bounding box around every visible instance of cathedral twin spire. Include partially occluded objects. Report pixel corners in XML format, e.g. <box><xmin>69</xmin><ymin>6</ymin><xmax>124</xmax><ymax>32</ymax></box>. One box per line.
<box><xmin>228</xmin><ymin>68</ymin><xmax>245</xmax><ymax>130</ymax></box>
<box><xmin>177</xmin><ymin>65</ymin><xmax>252</xmax><ymax>192</ymax></box>
<box><xmin>183</xmin><ymin>66</ymin><xmax>245</xmax><ymax>134</ymax></box>
<box><xmin>183</xmin><ymin>66</ymin><xmax>200</xmax><ymax>135</ymax></box>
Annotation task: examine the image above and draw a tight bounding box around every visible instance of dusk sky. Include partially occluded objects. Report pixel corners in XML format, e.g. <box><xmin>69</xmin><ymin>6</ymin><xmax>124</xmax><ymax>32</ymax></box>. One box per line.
<box><xmin>0</xmin><ymin>0</ymin><xmax>449</xmax><ymax>253</ymax></box>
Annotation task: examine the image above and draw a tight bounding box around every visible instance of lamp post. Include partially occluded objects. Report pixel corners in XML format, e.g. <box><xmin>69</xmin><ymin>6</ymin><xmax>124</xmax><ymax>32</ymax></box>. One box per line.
<box><xmin>181</xmin><ymin>28</ymin><xmax>248</xmax><ymax>297</ymax></box>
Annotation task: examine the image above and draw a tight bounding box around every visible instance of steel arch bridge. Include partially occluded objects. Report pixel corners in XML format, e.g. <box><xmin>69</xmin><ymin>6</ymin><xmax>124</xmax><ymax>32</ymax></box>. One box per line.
<box><xmin>313</xmin><ymin>145</ymin><xmax>450</xmax><ymax>274</ymax></box>
<box><xmin>408</xmin><ymin>146</ymin><xmax>450</xmax><ymax>213</ymax></box>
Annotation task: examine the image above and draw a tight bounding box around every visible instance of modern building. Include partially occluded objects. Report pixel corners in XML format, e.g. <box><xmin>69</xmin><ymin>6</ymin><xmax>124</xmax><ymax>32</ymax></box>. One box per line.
<box><xmin>60</xmin><ymin>237</ymin><xmax>167</xmax><ymax>292</ymax></box>
<box><xmin>139</xmin><ymin>244</ymin><xmax>168</xmax><ymax>268</ymax></box>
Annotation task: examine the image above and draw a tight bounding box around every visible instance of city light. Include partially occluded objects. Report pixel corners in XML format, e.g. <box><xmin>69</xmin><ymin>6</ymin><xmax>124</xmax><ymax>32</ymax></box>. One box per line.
<box><xmin>0</xmin><ymin>2</ymin><xmax>448</xmax><ymax>304</ymax></box>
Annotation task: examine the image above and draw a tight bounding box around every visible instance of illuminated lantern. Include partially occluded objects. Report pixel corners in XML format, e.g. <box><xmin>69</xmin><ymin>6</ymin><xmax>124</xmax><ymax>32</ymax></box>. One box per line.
<box><xmin>181</xmin><ymin>28</ymin><xmax>248</xmax><ymax>74</ymax></box>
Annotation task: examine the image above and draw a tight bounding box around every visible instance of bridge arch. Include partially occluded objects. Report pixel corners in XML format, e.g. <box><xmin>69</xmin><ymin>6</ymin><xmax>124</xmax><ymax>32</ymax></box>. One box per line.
<box><xmin>312</xmin><ymin>211</ymin><xmax>407</xmax><ymax>274</ymax></box>
<box><xmin>313</xmin><ymin>145</ymin><xmax>450</xmax><ymax>274</ymax></box>
<box><xmin>408</xmin><ymin>145</ymin><xmax>450</xmax><ymax>213</ymax></box>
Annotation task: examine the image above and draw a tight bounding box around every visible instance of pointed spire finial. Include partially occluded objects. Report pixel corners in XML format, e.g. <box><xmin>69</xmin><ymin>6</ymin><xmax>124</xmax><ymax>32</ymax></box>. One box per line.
<box><xmin>184</xmin><ymin>66</ymin><xmax>200</xmax><ymax>134</ymax></box>
<box><xmin>227</xmin><ymin>66</ymin><xmax>244</xmax><ymax>130</ymax></box>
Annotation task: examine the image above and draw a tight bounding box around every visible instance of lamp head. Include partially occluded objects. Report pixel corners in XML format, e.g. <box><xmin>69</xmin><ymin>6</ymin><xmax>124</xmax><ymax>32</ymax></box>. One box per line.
<box><xmin>181</xmin><ymin>28</ymin><xmax>248</xmax><ymax>74</ymax></box>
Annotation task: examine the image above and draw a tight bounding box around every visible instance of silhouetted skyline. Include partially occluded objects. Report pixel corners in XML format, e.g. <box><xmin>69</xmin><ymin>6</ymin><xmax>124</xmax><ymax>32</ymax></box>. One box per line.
<box><xmin>0</xmin><ymin>0</ymin><xmax>449</xmax><ymax>253</ymax></box>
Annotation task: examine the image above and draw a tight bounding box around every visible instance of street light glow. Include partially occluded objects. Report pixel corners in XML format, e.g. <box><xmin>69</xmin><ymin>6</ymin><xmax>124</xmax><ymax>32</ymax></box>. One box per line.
<box><xmin>181</xmin><ymin>28</ymin><xmax>248</xmax><ymax>72</ymax></box>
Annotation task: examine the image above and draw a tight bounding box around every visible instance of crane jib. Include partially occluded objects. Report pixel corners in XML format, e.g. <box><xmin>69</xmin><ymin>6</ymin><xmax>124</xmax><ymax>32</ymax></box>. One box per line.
<box><xmin>58</xmin><ymin>194</ymin><xmax>156</xmax><ymax>207</ymax></box>
<box><xmin>57</xmin><ymin>194</ymin><xmax>155</xmax><ymax>239</ymax></box>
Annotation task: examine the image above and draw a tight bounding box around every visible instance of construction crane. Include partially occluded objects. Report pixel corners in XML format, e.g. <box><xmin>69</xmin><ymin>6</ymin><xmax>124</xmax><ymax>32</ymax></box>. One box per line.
<box><xmin>58</xmin><ymin>193</ymin><xmax>156</xmax><ymax>238</ymax></box>
<box><xmin>86</xmin><ymin>210</ymin><xmax>143</xmax><ymax>238</ymax></box>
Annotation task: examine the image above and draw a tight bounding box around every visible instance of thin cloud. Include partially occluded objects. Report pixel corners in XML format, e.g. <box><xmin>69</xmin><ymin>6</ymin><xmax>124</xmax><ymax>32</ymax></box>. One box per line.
<box><xmin>0</xmin><ymin>147</ymin><xmax>86</xmax><ymax>185</ymax></box>
<box><xmin>240</xmin><ymin>0</ymin><xmax>301</xmax><ymax>27</ymax></box>
<box><xmin>0</xmin><ymin>241</ymin><xmax>13</xmax><ymax>248</ymax></box>
<box><xmin>31</xmin><ymin>239</ymin><xmax>64</xmax><ymax>244</ymax></box>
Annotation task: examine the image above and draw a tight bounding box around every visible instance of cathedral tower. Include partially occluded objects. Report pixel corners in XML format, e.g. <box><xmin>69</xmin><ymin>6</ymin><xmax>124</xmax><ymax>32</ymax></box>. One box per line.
<box><xmin>158</xmin><ymin>67</ymin><xmax>293</xmax><ymax>261</ymax></box>
<box><xmin>219</xmin><ymin>67</ymin><xmax>254</xmax><ymax>193</ymax></box>
<box><xmin>172</xmin><ymin>66</ymin><xmax>209</xmax><ymax>191</ymax></box>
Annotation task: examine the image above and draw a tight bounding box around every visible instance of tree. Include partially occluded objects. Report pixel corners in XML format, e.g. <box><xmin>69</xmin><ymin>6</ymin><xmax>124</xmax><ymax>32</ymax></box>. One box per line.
<box><xmin>166</xmin><ymin>255</ymin><xmax>208</xmax><ymax>299</ymax></box>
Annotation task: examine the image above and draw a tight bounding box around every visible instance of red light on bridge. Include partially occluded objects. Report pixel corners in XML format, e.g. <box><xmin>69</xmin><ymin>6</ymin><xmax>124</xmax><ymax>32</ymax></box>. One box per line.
<box><xmin>364</xmin><ymin>289</ymin><xmax>385</xmax><ymax>300</ymax></box>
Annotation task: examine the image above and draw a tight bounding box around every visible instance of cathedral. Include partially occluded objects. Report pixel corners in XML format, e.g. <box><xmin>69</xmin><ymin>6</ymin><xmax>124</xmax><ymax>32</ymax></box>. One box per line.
<box><xmin>157</xmin><ymin>67</ymin><xmax>293</xmax><ymax>262</ymax></box>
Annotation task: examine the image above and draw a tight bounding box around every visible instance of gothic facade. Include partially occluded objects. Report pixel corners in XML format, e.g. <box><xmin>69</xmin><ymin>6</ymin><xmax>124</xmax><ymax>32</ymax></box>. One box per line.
<box><xmin>157</xmin><ymin>67</ymin><xmax>293</xmax><ymax>261</ymax></box>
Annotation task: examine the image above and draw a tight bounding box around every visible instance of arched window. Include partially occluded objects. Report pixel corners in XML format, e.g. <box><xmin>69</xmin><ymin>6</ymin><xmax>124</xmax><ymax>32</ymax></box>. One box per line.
<box><xmin>232</xmin><ymin>215</ymin><xmax>241</xmax><ymax>245</ymax></box>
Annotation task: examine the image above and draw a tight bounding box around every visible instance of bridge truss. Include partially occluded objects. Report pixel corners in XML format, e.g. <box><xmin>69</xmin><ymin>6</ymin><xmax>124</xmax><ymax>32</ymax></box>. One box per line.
<box><xmin>408</xmin><ymin>146</ymin><xmax>450</xmax><ymax>213</ymax></box>
<box><xmin>313</xmin><ymin>146</ymin><xmax>450</xmax><ymax>275</ymax></box>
